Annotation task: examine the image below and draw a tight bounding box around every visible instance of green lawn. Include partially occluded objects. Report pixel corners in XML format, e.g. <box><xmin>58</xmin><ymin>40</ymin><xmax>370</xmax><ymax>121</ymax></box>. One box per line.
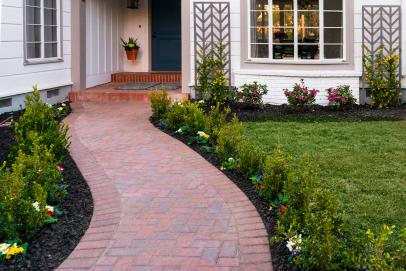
<box><xmin>244</xmin><ymin>119</ymin><xmax>406</xmax><ymax>234</ymax></box>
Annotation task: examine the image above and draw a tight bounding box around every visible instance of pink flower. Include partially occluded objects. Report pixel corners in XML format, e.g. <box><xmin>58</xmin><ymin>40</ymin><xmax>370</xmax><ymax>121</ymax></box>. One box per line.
<box><xmin>57</xmin><ymin>165</ymin><xmax>64</xmax><ymax>172</ymax></box>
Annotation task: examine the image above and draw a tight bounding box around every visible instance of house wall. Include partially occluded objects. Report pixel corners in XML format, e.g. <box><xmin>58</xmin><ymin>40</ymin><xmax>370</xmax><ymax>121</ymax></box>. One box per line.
<box><xmin>85</xmin><ymin>0</ymin><xmax>125</xmax><ymax>88</ymax></box>
<box><xmin>0</xmin><ymin>0</ymin><xmax>72</xmax><ymax>113</ymax></box>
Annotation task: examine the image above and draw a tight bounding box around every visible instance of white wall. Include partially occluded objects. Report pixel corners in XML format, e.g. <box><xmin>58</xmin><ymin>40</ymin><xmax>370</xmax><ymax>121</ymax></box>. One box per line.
<box><xmin>86</xmin><ymin>0</ymin><xmax>124</xmax><ymax>88</ymax></box>
<box><xmin>0</xmin><ymin>0</ymin><xmax>72</xmax><ymax>98</ymax></box>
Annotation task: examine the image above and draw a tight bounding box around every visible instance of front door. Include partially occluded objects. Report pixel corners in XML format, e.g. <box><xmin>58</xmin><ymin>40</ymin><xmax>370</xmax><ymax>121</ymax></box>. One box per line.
<box><xmin>151</xmin><ymin>0</ymin><xmax>181</xmax><ymax>71</ymax></box>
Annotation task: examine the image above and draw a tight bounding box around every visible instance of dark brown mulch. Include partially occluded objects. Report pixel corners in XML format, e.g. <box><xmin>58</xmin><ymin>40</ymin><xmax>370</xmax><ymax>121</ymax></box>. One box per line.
<box><xmin>0</xmin><ymin>105</ymin><xmax>94</xmax><ymax>271</ymax></box>
<box><xmin>231</xmin><ymin>104</ymin><xmax>406</xmax><ymax>122</ymax></box>
<box><xmin>151</xmin><ymin>119</ymin><xmax>294</xmax><ymax>271</ymax></box>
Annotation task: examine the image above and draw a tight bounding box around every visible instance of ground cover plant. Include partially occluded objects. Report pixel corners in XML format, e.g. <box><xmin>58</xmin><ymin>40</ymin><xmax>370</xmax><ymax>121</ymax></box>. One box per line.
<box><xmin>150</xmin><ymin>89</ymin><xmax>406</xmax><ymax>271</ymax></box>
<box><xmin>0</xmin><ymin>88</ymin><xmax>93</xmax><ymax>269</ymax></box>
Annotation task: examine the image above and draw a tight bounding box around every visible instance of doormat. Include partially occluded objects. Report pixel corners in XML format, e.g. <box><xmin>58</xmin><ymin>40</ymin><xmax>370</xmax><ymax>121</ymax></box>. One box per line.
<box><xmin>116</xmin><ymin>83</ymin><xmax>181</xmax><ymax>91</ymax></box>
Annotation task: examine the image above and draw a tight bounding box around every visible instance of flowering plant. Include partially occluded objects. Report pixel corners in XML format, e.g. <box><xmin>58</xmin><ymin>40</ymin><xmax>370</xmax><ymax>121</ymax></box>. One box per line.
<box><xmin>238</xmin><ymin>82</ymin><xmax>269</xmax><ymax>108</ymax></box>
<box><xmin>284</xmin><ymin>79</ymin><xmax>318</xmax><ymax>107</ymax></box>
<box><xmin>0</xmin><ymin>242</ymin><xmax>27</xmax><ymax>261</ymax></box>
<box><xmin>32</xmin><ymin>202</ymin><xmax>62</xmax><ymax>224</ymax></box>
<box><xmin>197</xmin><ymin>131</ymin><xmax>210</xmax><ymax>144</ymax></box>
<box><xmin>220</xmin><ymin>157</ymin><xmax>238</xmax><ymax>171</ymax></box>
<box><xmin>286</xmin><ymin>234</ymin><xmax>303</xmax><ymax>257</ymax></box>
<box><xmin>327</xmin><ymin>85</ymin><xmax>356</xmax><ymax>109</ymax></box>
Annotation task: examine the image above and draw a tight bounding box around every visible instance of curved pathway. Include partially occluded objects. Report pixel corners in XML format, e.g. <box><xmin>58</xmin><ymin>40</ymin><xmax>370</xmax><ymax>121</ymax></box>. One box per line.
<box><xmin>58</xmin><ymin>102</ymin><xmax>272</xmax><ymax>271</ymax></box>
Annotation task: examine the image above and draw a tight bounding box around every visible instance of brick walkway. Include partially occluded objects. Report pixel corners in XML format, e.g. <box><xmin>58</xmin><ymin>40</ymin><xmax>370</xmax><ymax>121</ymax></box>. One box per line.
<box><xmin>58</xmin><ymin>102</ymin><xmax>272</xmax><ymax>271</ymax></box>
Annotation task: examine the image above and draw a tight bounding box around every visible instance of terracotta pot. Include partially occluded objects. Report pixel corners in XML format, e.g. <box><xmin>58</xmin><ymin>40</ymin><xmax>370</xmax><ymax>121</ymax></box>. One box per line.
<box><xmin>126</xmin><ymin>48</ymin><xmax>139</xmax><ymax>60</ymax></box>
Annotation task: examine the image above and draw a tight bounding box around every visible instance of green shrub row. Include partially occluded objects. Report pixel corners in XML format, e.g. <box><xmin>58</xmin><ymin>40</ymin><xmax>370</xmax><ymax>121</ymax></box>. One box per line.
<box><xmin>150</xmin><ymin>91</ymin><xmax>406</xmax><ymax>271</ymax></box>
<box><xmin>0</xmin><ymin>87</ymin><xmax>69</xmax><ymax>244</ymax></box>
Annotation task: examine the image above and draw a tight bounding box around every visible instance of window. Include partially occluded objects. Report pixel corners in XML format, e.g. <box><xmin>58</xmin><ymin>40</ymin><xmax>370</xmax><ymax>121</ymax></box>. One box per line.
<box><xmin>25</xmin><ymin>0</ymin><xmax>62</xmax><ymax>62</ymax></box>
<box><xmin>249</xmin><ymin>0</ymin><xmax>344</xmax><ymax>61</ymax></box>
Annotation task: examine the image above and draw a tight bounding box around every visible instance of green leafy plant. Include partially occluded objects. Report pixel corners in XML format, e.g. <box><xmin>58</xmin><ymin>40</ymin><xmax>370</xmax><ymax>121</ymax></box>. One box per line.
<box><xmin>150</xmin><ymin>88</ymin><xmax>171</xmax><ymax>120</ymax></box>
<box><xmin>284</xmin><ymin>79</ymin><xmax>318</xmax><ymax>107</ymax></box>
<box><xmin>9</xmin><ymin>86</ymin><xmax>69</xmax><ymax>162</ymax></box>
<box><xmin>236</xmin><ymin>141</ymin><xmax>265</xmax><ymax>177</ymax></box>
<box><xmin>215</xmin><ymin>115</ymin><xmax>244</xmax><ymax>161</ymax></box>
<box><xmin>238</xmin><ymin>82</ymin><xmax>269</xmax><ymax>108</ymax></box>
<box><xmin>182</xmin><ymin>101</ymin><xmax>207</xmax><ymax>135</ymax></box>
<box><xmin>204</xmin><ymin>104</ymin><xmax>230</xmax><ymax>142</ymax></box>
<box><xmin>120</xmin><ymin>37</ymin><xmax>140</xmax><ymax>51</ymax></box>
<box><xmin>166</xmin><ymin>100</ymin><xmax>187</xmax><ymax>130</ymax></box>
<box><xmin>363</xmin><ymin>48</ymin><xmax>401</xmax><ymax>109</ymax></box>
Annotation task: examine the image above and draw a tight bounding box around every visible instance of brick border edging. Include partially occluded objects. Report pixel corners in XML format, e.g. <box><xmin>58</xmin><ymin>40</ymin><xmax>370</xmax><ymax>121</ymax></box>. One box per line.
<box><xmin>57</xmin><ymin>109</ymin><xmax>122</xmax><ymax>270</ymax></box>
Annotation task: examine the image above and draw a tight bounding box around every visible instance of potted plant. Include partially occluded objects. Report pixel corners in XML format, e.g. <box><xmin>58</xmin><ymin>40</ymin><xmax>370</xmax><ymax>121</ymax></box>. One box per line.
<box><xmin>121</xmin><ymin>37</ymin><xmax>140</xmax><ymax>61</ymax></box>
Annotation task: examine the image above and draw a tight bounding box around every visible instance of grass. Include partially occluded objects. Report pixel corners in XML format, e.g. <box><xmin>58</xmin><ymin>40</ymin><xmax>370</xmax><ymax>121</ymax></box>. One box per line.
<box><xmin>244</xmin><ymin>119</ymin><xmax>406</xmax><ymax>234</ymax></box>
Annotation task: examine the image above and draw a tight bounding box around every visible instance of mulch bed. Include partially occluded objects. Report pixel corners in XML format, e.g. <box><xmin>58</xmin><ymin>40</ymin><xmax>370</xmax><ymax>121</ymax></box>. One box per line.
<box><xmin>231</xmin><ymin>104</ymin><xmax>406</xmax><ymax>122</ymax></box>
<box><xmin>151</xmin><ymin>119</ymin><xmax>293</xmax><ymax>271</ymax></box>
<box><xmin>0</xmin><ymin>108</ymin><xmax>93</xmax><ymax>271</ymax></box>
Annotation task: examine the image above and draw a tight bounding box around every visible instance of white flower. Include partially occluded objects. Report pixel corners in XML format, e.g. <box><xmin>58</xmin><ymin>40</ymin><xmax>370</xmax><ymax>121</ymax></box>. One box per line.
<box><xmin>198</xmin><ymin>100</ymin><xmax>205</xmax><ymax>104</ymax></box>
<box><xmin>286</xmin><ymin>234</ymin><xmax>302</xmax><ymax>256</ymax></box>
<box><xmin>47</xmin><ymin>103</ymin><xmax>52</xmax><ymax>108</ymax></box>
<box><xmin>32</xmin><ymin>202</ymin><xmax>40</xmax><ymax>212</ymax></box>
<box><xmin>0</xmin><ymin>243</ymin><xmax>10</xmax><ymax>255</ymax></box>
<box><xmin>228</xmin><ymin>157</ymin><xmax>235</xmax><ymax>162</ymax></box>
<box><xmin>176</xmin><ymin>128</ymin><xmax>183</xmax><ymax>134</ymax></box>
<box><xmin>58</xmin><ymin>107</ymin><xmax>63</xmax><ymax>111</ymax></box>
<box><xmin>62</xmin><ymin>103</ymin><xmax>66</xmax><ymax>107</ymax></box>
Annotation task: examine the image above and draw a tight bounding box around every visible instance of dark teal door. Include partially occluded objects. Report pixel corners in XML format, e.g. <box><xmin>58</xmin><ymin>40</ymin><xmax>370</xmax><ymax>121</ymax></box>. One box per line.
<box><xmin>151</xmin><ymin>0</ymin><xmax>181</xmax><ymax>71</ymax></box>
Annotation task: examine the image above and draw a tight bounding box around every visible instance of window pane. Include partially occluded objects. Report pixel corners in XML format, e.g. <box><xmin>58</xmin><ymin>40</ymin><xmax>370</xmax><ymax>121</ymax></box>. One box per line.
<box><xmin>272</xmin><ymin>11</ymin><xmax>293</xmax><ymax>27</ymax></box>
<box><xmin>298</xmin><ymin>0</ymin><xmax>319</xmax><ymax>10</ymax></box>
<box><xmin>273</xmin><ymin>28</ymin><xmax>294</xmax><ymax>43</ymax></box>
<box><xmin>251</xmin><ymin>0</ymin><xmax>268</xmax><ymax>10</ymax></box>
<box><xmin>325</xmin><ymin>45</ymin><xmax>343</xmax><ymax>59</ymax></box>
<box><xmin>45</xmin><ymin>42</ymin><xmax>58</xmax><ymax>58</ymax></box>
<box><xmin>251</xmin><ymin>27</ymin><xmax>269</xmax><ymax>43</ymax></box>
<box><xmin>324</xmin><ymin>0</ymin><xmax>342</xmax><ymax>11</ymax></box>
<box><xmin>299</xmin><ymin>45</ymin><xmax>320</xmax><ymax>59</ymax></box>
<box><xmin>251</xmin><ymin>11</ymin><xmax>269</xmax><ymax>27</ymax></box>
<box><xmin>298</xmin><ymin>28</ymin><xmax>319</xmax><ymax>43</ymax></box>
<box><xmin>26</xmin><ymin>6</ymin><xmax>41</xmax><ymax>24</ymax></box>
<box><xmin>44</xmin><ymin>9</ymin><xmax>57</xmax><ymax>25</ymax></box>
<box><xmin>324</xmin><ymin>28</ymin><xmax>343</xmax><ymax>43</ymax></box>
<box><xmin>298</xmin><ymin>11</ymin><xmax>319</xmax><ymax>27</ymax></box>
<box><xmin>27</xmin><ymin>43</ymin><xmax>41</xmax><ymax>58</ymax></box>
<box><xmin>26</xmin><ymin>0</ymin><xmax>40</xmax><ymax>7</ymax></box>
<box><xmin>251</xmin><ymin>44</ymin><xmax>269</xmax><ymax>58</ymax></box>
<box><xmin>44</xmin><ymin>0</ymin><xmax>57</xmax><ymax>9</ymax></box>
<box><xmin>324</xmin><ymin>12</ymin><xmax>343</xmax><ymax>27</ymax></box>
<box><xmin>26</xmin><ymin>25</ymin><xmax>41</xmax><ymax>42</ymax></box>
<box><xmin>273</xmin><ymin>0</ymin><xmax>293</xmax><ymax>11</ymax></box>
<box><xmin>45</xmin><ymin>26</ymin><xmax>57</xmax><ymax>42</ymax></box>
<box><xmin>273</xmin><ymin>45</ymin><xmax>294</xmax><ymax>59</ymax></box>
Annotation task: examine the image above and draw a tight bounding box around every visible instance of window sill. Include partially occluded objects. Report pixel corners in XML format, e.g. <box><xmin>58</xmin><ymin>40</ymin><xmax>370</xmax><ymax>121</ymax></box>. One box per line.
<box><xmin>24</xmin><ymin>58</ymin><xmax>64</xmax><ymax>66</ymax></box>
<box><xmin>245</xmin><ymin>59</ymin><xmax>350</xmax><ymax>65</ymax></box>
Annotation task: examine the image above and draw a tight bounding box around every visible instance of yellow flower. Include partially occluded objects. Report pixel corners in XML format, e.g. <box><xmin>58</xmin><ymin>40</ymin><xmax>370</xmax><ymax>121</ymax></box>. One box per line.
<box><xmin>5</xmin><ymin>244</ymin><xmax>24</xmax><ymax>259</ymax></box>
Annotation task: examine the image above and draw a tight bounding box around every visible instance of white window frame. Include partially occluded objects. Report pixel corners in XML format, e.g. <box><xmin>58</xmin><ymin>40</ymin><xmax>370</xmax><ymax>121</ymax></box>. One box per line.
<box><xmin>24</xmin><ymin>0</ymin><xmax>63</xmax><ymax>65</ymax></box>
<box><xmin>247</xmin><ymin>0</ymin><xmax>347</xmax><ymax>64</ymax></box>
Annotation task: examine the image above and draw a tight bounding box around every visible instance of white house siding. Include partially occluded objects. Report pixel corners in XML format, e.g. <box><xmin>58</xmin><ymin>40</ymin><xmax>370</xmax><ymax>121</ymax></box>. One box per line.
<box><xmin>85</xmin><ymin>0</ymin><xmax>124</xmax><ymax>88</ymax></box>
<box><xmin>0</xmin><ymin>0</ymin><xmax>72</xmax><ymax>113</ymax></box>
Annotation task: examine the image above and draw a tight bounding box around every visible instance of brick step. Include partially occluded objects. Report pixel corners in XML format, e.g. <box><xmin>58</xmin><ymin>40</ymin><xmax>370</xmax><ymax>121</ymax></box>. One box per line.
<box><xmin>111</xmin><ymin>72</ymin><xmax>182</xmax><ymax>83</ymax></box>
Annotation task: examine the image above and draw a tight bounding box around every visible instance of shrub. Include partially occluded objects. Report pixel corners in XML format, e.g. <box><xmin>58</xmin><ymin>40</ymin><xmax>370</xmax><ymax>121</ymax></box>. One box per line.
<box><xmin>10</xmin><ymin>87</ymin><xmax>69</xmax><ymax>161</ymax></box>
<box><xmin>363</xmin><ymin>48</ymin><xmax>401</xmax><ymax>109</ymax></box>
<box><xmin>236</xmin><ymin>141</ymin><xmax>265</xmax><ymax>177</ymax></box>
<box><xmin>238</xmin><ymin>82</ymin><xmax>269</xmax><ymax>108</ymax></box>
<box><xmin>166</xmin><ymin>100</ymin><xmax>187</xmax><ymax>130</ymax></box>
<box><xmin>183</xmin><ymin>101</ymin><xmax>207</xmax><ymax>135</ymax></box>
<box><xmin>150</xmin><ymin>88</ymin><xmax>171</xmax><ymax>120</ymax></box>
<box><xmin>0</xmin><ymin>164</ymin><xmax>47</xmax><ymax>240</ymax></box>
<box><xmin>205</xmin><ymin>104</ymin><xmax>230</xmax><ymax>142</ymax></box>
<box><xmin>11</xmin><ymin>132</ymin><xmax>62</xmax><ymax>203</ymax></box>
<box><xmin>216</xmin><ymin>115</ymin><xmax>244</xmax><ymax>161</ymax></box>
<box><xmin>261</xmin><ymin>147</ymin><xmax>293</xmax><ymax>202</ymax></box>
<box><xmin>327</xmin><ymin>85</ymin><xmax>357</xmax><ymax>109</ymax></box>
<box><xmin>284</xmin><ymin>79</ymin><xmax>318</xmax><ymax>107</ymax></box>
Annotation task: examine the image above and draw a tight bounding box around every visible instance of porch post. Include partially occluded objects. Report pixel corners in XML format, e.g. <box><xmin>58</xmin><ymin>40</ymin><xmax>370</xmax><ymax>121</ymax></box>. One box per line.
<box><xmin>71</xmin><ymin>0</ymin><xmax>87</xmax><ymax>91</ymax></box>
<box><xmin>181</xmin><ymin>0</ymin><xmax>191</xmax><ymax>94</ymax></box>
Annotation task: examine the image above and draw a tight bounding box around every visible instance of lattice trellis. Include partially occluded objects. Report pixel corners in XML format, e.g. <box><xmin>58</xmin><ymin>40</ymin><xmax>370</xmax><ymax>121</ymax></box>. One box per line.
<box><xmin>362</xmin><ymin>5</ymin><xmax>402</xmax><ymax>91</ymax></box>
<box><xmin>194</xmin><ymin>2</ymin><xmax>231</xmax><ymax>86</ymax></box>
